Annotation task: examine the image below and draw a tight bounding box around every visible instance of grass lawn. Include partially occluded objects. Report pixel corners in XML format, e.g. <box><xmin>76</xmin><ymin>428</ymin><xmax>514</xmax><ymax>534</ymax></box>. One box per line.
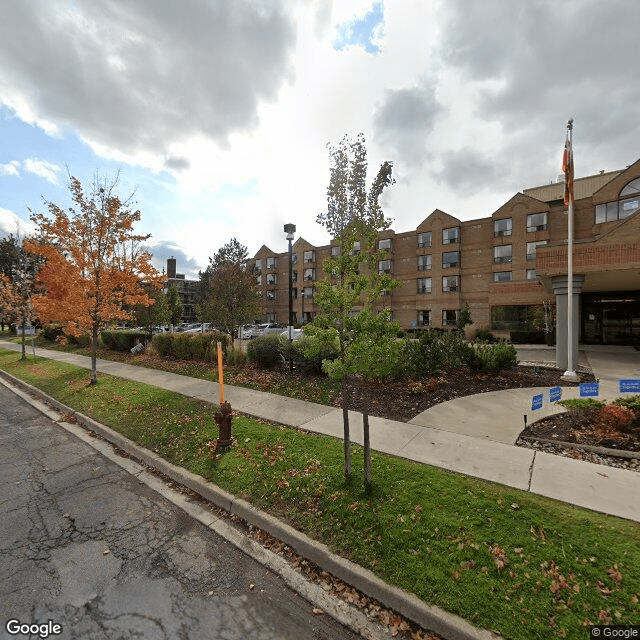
<box><xmin>1</xmin><ymin>349</ymin><xmax>638</xmax><ymax>639</ymax></box>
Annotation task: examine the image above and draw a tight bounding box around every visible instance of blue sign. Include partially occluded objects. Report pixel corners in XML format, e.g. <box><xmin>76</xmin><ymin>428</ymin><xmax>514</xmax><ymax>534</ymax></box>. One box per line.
<box><xmin>579</xmin><ymin>382</ymin><xmax>600</xmax><ymax>398</ymax></box>
<box><xmin>531</xmin><ymin>394</ymin><xmax>543</xmax><ymax>411</ymax></box>
<box><xmin>620</xmin><ymin>379</ymin><xmax>640</xmax><ymax>393</ymax></box>
<box><xmin>549</xmin><ymin>386</ymin><xmax>562</xmax><ymax>402</ymax></box>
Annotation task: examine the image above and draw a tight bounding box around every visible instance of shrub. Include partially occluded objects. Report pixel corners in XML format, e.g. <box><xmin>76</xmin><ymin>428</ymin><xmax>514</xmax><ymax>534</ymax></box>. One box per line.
<box><xmin>468</xmin><ymin>341</ymin><xmax>518</xmax><ymax>372</ymax></box>
<box><xmin>152</xmin><ymin>331</ymin><xmax>229</xmax><ymax>360</ymax></box>
<box><xmin>404</xmin><ymin>330</ymin><xmax>474</xmax><ymax>376</ymax></box>
<box><xmin>68</xmin><ymin>332</ymin><xmax>92</xmax><ymax>348</ymax></box>
<box><xmin>613</xmin><ymin>395</ymin><xmax>640</xmax><ymax>413</ymax></box>
<box><xmin>41</xmin><ymin>323</ymin><xmax>64</xmax><ymax>342</ymax></box>
<box><xmin>246</xmin><ymin>334</ymin><xmax>282</xmax><ymax>369</ymax></box>
<box><xmin>101</xmin><ymin>330</ymin><xmax>147</xmax><ymax>351</ymax></box>
<box><xmin>289</xmin><ymin>334</ymin><xmax>340</xmax><ymax>374</ymax></box>
<box><xmin>474</xmin><ymin>327</ymin><xmax>496</xmax><ymax>343</ymax></box>
<box><xmin>226</xmin><ymin>349</ymin><xmax>248</xmax><ymax>366</ymax></box>
<box><xmin>559</xmin><ymin>398</ymin><xmax>605</xmax><ymax>411</ymax></box>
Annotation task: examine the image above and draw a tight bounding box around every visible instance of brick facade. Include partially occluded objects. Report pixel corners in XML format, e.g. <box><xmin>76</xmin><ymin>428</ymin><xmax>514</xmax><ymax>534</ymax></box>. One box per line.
<box><xmin>251</xmin><ymin>159</ymin><xmax>640</xmax><ymax>341</ymax></box>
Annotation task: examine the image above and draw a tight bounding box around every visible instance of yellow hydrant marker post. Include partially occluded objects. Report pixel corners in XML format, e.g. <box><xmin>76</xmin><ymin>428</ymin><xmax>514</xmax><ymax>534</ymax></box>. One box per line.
<box><xmin>217</xmin><ymin>341</ymin><xmax>224</xmax><ymax>404</ymax></box>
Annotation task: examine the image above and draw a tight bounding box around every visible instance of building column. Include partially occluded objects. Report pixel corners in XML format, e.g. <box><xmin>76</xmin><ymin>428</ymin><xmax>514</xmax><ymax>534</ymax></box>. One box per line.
<box><xmin>551</xmin><ymin>274</ymin><xmax>585</xmax><ymax>370</ymax></box>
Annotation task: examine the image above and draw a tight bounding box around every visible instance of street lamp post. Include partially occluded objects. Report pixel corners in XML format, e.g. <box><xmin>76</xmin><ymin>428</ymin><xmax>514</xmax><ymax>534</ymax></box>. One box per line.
<box><xmin>284</xmin><ymin>223</ymin><xmax>296</xmax><ymax>372</ymax></box>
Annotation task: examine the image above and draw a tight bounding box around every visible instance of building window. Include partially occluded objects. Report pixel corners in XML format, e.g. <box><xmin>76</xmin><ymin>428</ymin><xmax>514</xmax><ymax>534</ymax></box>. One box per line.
<box><xmin>291</xmin><ymin>311</ymin><xmax>298</xmax><ymax>324</ymax></box>
<box><xmin>304</xmin><ymin>268</ymin><xmax>315</xmax><ymax>281</ymax></box>
<box><xmin>442</xmin><ymin>309</ymin><xmax>458</xmax><ymax>326</ymax></box>
<box><xmin>292</xmin><ymin>288</ymin><xmax>298</xmax><ymax>299</ymax></box>
<box><xmin>352</xmin><ymin>241</ymin><xmax>361</xmax><ymax>255</ymax></box>
<box><xmin>267</xmin><ymin>273</ymin><xmax>277</xmax><ymax>285</ymax></box>
<box><xmin>493</xmin><ymin>271</ymin><xmax>512</xmax><ymax>282</ymax></box>
<box><xmin>417</xmin><ymin>310</ymin><xmax>431</xmax><ymax>326</ymax></box>
<box><xmin>493</xmin><ymin>245</ymin><xmax>512</xmax><ymax>264</ymax></box>
<box><xmin>491</xmin><ymin>304</ymin><xmax>545</xmax><ymax>331</ymax></box>
<box><xmin>292</xmin><ymin>271</ymin><xmax>298</xmax><ymax>283</ymax></box>
<box><xmin>621</xmin><ymin>177</ymin><xmax>640</xmax><ymax>196</ymax></box>
<box><xmin>266</xmin><ymin>257</ymin><xmax>277</xmax><ymax>269</ymax></box>
<box><xmin>526</xmin><ymin>269</ymin><xmax>538</xmax><ymax>280</ymax></box>
<box><xmin>417</xmin><ymin>231</ymin><xmax>432</xmax><ymax>248</ymax></box>
<box><xmin>526</xmin><ymin>241</ymin><xmax>547</xmax><ymax>260</ymax></box>
<box><xmin>302</xmin><ymin>311</ymin><xmax>313</xmax><ymax>323</ymax></box>
<box><xmin>526</xmin><ymin>212</ymin><xmax>548</xmax><ymax>232</ymax></box>
<box><xmin>378</xmin><ymin>238</ymin><xmax>392</xmax><ymax>251</ymax></box>
<box><xmin>595</xmin><ymin>193</ymin><xmax>640</xmax><ymax>223</ymax></box>
<box><xmin>291</xmin><ymin>253</ymin><xmax>298</xmax><ymax>265</ymax></box>
<box><xmin>256</xmin><ymin>275</ymin><xmax>262</xmax><ymax>286</ymax></box>
<box><xmin>331</xmin><ymin>245</ymin><xmax>341</xmax><ymax>256</ymax></box>
<box><xmin>266</xmin><ymin>313</ymin><xmax>276</xmax><ymax>323</ymax></box>
<box><xmin>417</xmin><ymin>277</ymin><xmax>432</xmax><ymax>294</ymax></box>
<box><xmin>254</xmin><ymin>259</ymin><xmax>262</xmax><ymax>272</ymax></box>
<box><xmin>442</xmin><ymin>251</ymin><xmax>460</xmax><ymax>268</ymax></box>
<box><xmin>442</xmin><ymin>227</ymin><xmax>459</xmax><ymax>245</ymax></box>
<box><xmin>418</xmin><ymin>254</ymin><xmax>432</xmax><ymax>270</ymax></box>
<box><xmin>378</xmin><ymin>260</ymin><xmax>392</xmax><ymax>274</ymax></box>
<box><xmin>303</xmin><ymin>287</ymin><xmax>313</xmax><ymax>300</ymax></box>
<box><xmin>442</xmin><ymin>275</ymin><xmax>459</xmax><ymax>292</ymax></box>
<box><xmin>266</xmin><ymin>290</ymin><xmax>276</xmax><ymax>301</ymax></box>
<box><xmin>304</xmin><ymin>250</ymin><xmax>315</xmax><ymax>263</ymax></box>
<box><xmin>494</xmin><ymin>218</ymin><xmax>512</xmax><ymax>237</ymax></box>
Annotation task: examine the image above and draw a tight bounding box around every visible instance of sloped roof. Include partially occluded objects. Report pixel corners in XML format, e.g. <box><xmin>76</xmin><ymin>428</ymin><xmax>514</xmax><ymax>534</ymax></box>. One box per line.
<box><xmin>523</xmin><ymin>170</ymin><xmax>621</xmax><ymax>202</ymax></box>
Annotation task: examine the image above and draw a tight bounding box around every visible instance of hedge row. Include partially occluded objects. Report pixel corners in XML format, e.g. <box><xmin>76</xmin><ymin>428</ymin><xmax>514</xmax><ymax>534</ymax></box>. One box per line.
<box><xmin>152</xmin><ymin>331</ymin><xmax>230</xmax><ymax>360</ymax></box>
<box><xmin>101</xmin><ymin>330</ymin><xmax>147</xmax><ymax>351</ymax></box>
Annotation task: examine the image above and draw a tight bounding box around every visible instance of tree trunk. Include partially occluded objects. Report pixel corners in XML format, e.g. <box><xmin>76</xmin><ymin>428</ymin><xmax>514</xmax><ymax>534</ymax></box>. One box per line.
<box><xmin>363</xmin><ymin>410</ymin><xmax>371</xmax><ymax>490</ymax></box>
<box><xmin>20</xmin><ymin>314</ymin><xmax>26</xmax><ymax>361</ymax></box>
<box><xmin>90</xmin><ymin>325</ymin><xmax>98</xmax><ymax>384</ymax></box>
<box><xmin>341</xmin><ymin>376</ymin><xmax>351</xmax><ymax>478</ymax></box>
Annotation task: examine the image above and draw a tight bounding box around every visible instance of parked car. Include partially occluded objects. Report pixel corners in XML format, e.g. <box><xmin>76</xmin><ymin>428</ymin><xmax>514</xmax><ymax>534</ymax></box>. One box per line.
<box><xmin>259</xmin><ymin>323</ymin><xmax>285</xmax><ymax>336</ymax></box>
<box><xmin>240</xmin><ymin>325</ymin><xmax>260</xmax><ymax>339</ymax></box>
<box><xmin>280</xmin><ymin>328</ymin><xmax>304</xmax><ymax>341</ymax></box>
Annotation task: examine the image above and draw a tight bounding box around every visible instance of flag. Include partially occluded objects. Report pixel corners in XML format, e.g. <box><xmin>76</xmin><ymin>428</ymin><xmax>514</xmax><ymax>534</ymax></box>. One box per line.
<box><xmin>562</xmin><ymin>127</ymin><xmax>574</xmax><ymax>206</ymax></box>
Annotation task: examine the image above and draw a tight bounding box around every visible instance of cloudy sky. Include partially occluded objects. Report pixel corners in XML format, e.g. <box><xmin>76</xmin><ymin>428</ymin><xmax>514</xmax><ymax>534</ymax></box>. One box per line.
<box><xmin>1</xmin><ymin>0</ymin><xmax>639</xmax><ymax>278</ymax></box>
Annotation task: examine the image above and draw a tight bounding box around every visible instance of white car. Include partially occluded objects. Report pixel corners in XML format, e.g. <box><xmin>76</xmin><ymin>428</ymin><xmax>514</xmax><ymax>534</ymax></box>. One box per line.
<box><xmin>240</xmin><ymin>325</ymin><xmax>260</xmax><ymax>339</ymax></box>
<box><xmin>259</xmin><ymin>323</ymin><xmax>285</xmax><ymax>336</ymax></box>
<box><xmin>280</xmin><ymin>328</ymin><xmax>304</xmax><ymax>341</ymax></box>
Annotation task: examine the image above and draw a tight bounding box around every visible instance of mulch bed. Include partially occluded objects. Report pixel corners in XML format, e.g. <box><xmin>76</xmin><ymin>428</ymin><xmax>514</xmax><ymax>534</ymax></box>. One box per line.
<box><xmin>519</xmin><ymin>407</ymin><xmax>640</xmax><ymax>453</ymax></box>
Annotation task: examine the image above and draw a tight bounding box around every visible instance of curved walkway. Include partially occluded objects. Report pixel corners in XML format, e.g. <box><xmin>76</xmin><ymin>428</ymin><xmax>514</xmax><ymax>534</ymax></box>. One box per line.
<box><xmin>1</xmin><ymin>340</ymin><xmax>639</xmax><ymax>522</ymax></box>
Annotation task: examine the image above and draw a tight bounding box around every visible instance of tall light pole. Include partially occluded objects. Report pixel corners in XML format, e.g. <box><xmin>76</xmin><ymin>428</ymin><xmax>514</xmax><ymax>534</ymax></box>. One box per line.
<box><xmin>284</xmin><ymin>223</ymin><xmax>296</xmax><ymax>372</ymax></box>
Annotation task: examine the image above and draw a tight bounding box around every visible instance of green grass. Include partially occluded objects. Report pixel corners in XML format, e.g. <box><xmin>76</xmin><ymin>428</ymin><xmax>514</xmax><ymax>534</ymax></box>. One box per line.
<box><xmin>1</xmin><ymin>349</ymin><xmax>638</xmax><ymax>639</ymax></box>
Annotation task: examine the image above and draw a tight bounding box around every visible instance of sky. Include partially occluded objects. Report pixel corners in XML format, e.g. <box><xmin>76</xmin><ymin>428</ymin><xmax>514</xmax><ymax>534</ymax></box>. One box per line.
<box><xmin>1</xmin><ymin>0</ymin><xmax>639</xmax><ymax>279</ymax></box>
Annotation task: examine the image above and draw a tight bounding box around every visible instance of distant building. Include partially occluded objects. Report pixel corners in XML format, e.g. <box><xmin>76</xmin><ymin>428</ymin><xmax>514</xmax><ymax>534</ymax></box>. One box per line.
<box><xmin>165</xmin><ymin>258</ymin><xmax>200</xmax><ymax>323</ymax></box>
<box><xmin>250</xmin><ymin>158</ymin><xmax>640</xmax><ymax>348</ymax></box>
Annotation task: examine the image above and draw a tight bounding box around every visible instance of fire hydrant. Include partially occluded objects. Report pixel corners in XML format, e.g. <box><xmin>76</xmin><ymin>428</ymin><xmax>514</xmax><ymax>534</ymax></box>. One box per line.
<box><xmin>213</xmin><ymin>401</ymin><xmax>233</xmax><ymax>450</ymax></box>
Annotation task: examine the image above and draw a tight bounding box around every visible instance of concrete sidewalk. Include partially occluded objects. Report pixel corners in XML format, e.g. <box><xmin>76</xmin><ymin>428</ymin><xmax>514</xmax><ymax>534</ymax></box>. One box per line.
<box><xmin>1</xmin><ymin>339</ymin><xmax>639</xmax><ymax>522</ymax></box>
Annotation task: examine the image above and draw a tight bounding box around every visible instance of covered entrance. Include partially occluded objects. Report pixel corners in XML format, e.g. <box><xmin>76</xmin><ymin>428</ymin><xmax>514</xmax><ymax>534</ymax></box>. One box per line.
<box><xmin>582</xmin><ymin>292</ymin><xmax>640</xmax><ymax>345</ymax></box>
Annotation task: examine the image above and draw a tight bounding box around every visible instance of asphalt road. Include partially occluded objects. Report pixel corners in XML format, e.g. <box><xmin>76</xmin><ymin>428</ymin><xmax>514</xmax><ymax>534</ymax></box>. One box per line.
<box><xmin>0</xmin><ymin>384</ymin><xmax>361</xmax><ymax>640</ymax></box>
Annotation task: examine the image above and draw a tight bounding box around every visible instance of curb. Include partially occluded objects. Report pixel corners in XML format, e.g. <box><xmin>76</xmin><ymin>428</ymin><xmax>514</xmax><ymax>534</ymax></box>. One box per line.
<box><xmin>0</xmin><ymin>368</ymin><xmax>500</xmax><ymax>640</ymax></box>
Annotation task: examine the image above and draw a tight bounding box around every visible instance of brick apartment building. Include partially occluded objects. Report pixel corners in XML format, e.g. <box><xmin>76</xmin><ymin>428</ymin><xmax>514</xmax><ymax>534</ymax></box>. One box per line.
<box><xmin>165</xmin><ymin>257</ymin><xmax>199</xmax><ymax>323</ymax></box>
<box><xmin>250</xmin><ymin>158</ymin><xmax>640</xmax><ymax>347</ymax></box>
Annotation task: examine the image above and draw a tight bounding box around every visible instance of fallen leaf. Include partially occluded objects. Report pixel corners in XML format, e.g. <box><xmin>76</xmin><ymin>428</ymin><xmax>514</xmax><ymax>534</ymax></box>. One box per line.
<box><xmin>312</xmin><ymin>608</ymin><xmax>324</xmax><ymax>615</ymax></box>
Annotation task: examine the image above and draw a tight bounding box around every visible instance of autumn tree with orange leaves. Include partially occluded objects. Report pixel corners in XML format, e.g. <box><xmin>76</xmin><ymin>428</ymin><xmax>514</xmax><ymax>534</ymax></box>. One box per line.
<box><xmin>26</xmin><ymin>173</ymin><xmax>165</xmax><ymax>383</ymax></box>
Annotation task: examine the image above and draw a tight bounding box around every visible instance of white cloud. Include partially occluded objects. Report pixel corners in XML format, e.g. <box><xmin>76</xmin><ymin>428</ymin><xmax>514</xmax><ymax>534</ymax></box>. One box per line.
<box><xmin>0</xmin><ymin>161</ymin><xmax>20</xmax><ymax>177</ymax></box>
<box><xmin>0</xmin><ymin>208</ymin><xmax>35</xmax><ymax>237</ymax></box>
<box><xmin>23</xmin><ymin>158</ymin><xmax>61</xmax><ymax>184</ymax></box>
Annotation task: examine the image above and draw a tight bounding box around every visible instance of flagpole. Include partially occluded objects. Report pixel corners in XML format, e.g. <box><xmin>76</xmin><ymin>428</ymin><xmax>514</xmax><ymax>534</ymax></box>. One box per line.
<box><xmin>562</xmin><ymin>119</ymin><xmax>579</xmax><ymax>382</ymax></box>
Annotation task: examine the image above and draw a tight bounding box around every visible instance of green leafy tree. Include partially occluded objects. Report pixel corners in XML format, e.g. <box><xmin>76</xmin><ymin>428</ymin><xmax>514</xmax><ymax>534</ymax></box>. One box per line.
<box><xmin>309</xmin><ymin>133</ymin><xmax>400</xmax><ymax>479</ymax></box>
<box><xmin>166</xmin><ymin>285</ymin><xmax>183</xmax><ymax>327</ymax></box>
<box><xmin>134</xmin><ymin>287</ymin><xmax>170</xmax><ymax>342</ymax></box>
<box><xmin>197</xmin><ymin>238</ymin><xmax>259</xmax><ymax>342</ymax></box>
<box><xmin>458</xmin><ymin>303</ymin><xmax>472</xmax><ymax>331</ymax></box>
